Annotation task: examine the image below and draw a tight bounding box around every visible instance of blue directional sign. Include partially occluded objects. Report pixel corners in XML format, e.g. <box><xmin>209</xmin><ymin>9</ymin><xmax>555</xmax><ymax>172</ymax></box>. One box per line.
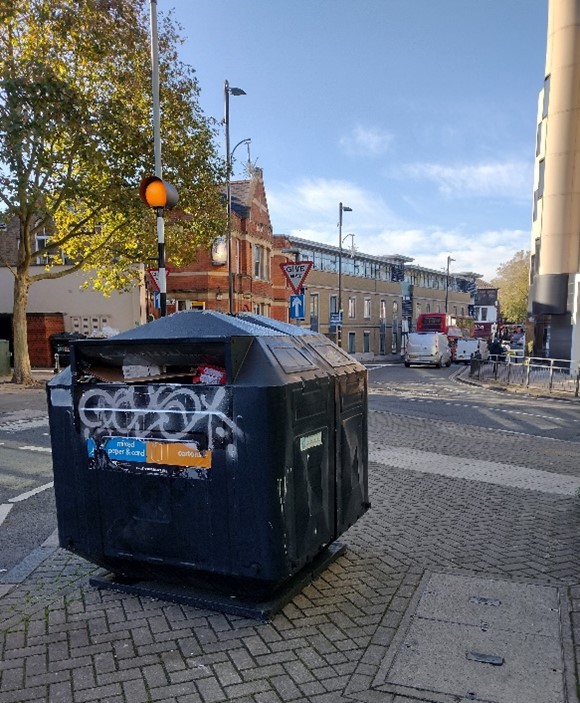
<box><xmin>289</xmin><ymin>294</ymin><xmax>305</xmax><ymax>319</ymax></box>
<box><xmin>153</xmin><ymin>291</ymin><xmax>161</xmax><ymax>309</ymax></box>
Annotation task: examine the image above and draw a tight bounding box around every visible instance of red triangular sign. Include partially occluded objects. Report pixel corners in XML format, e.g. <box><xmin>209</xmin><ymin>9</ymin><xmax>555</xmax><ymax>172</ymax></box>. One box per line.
<box><xmin>147</xmin><ymin>266</ymin><xmax>172</xmax><ymax>292</ymax></box>
<box><xmin>280</xmin><ymin>261</ymin><xmax>313</xmax><ymax>294</ymax></box>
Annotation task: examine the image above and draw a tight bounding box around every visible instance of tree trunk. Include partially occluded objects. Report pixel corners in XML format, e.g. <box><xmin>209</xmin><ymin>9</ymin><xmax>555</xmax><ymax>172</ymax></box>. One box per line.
<box><xmin>11</xmin><ymin>271</ymin><xmax>33</xmax><ymax>385</ymax></box>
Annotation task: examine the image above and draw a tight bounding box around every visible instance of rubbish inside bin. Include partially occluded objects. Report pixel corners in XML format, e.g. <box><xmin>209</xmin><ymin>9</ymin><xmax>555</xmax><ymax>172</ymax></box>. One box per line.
<box><xmin>192</xmin><ymin>364</ymin><xmax>226</xmax><ymax>384</ymax></box>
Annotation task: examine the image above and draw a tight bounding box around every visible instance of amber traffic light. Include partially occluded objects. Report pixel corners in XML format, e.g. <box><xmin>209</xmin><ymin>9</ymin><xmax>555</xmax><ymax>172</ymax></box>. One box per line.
<box><xmin>139</xmin><ymin>176</ymin><xmax>179</xmax><ymax>209</ymax></box>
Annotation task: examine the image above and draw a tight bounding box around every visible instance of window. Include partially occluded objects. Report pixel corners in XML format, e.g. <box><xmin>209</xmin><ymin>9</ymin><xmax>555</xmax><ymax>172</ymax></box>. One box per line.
<box><xmin>364</xmin><ymin>298</ymin><xmax>371</xmax><ymax>319</ymax></box>
<box><xmin>253</xmin><ymin>245</ymin><xmax>261</xmax><ymax>278</ymax></box>
<box><xmin>348</xmin><ymin>332</ymin><xmax>356</xmax><ymax>354</ymax></box>
<box><xmin>253</xmin><ymin>244</ymin><xmax>270</xmax><ymax>279</ymax></box>
<box><xmin>348</xmin><ymin>296</ymin><xmax>356</xmax><ymax>319</ymax></box>
<box><xmin>379</xmin><ymin>299</ymin><xmax>387</xmax><ymax>320</ymax></box>
<box><xmin>392</xmin><ymin>301</ymin><xmax>398</xmax><ymax>315</ymax></box>
<box><xmin>537</xmin><ymin>159</ymin><xmax>545</xmax><ymax>200</ymax></box>
<box><xmin>542</xmin><ymin>75</ymin><xmax>550</xmax><ymax>119</ymax></box>
<box><xmin>426</xmin><ymin>303</ymin><xmax>431</xmax><ymax>313</ymax></box>
<box><xmin>481</xmin><ymin>308</ymin><xmax>488</xmax><ymax>321</ymax></box>
<box><xmin>34</xmin><ymin>230</ymin><xmax>70</xmax><ymax>265</ymax></box>
<box><xmin>535</xmin><ymin>122</ymin><xmax>542</xmax><ymax>157</ymax></box>
<box><xmin>363</xmin><ymin>331</ymin><xmax>371</xmax><ymax>353</ymax></box>
<box><xmin>310</xmin><ymin>293</ymin><xmax>319</xmax><ymax>332</ymax></box>
<box><xmin>330</xmin><ymin>294</ymin><xmax>338</xmax><ymax>314</ymax></box>
<box><xmin>460</xmin><ymin>307</ymin><xmax>465</xmax><ymax>316</ymax></box>
<box><xmin>35</xmin><ymin>231</ymin><xmax>52</xmax><ymax>265</ymax></box>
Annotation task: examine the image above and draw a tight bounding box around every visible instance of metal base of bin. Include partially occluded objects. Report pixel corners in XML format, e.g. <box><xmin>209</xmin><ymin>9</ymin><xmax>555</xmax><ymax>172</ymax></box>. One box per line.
<box><xmin>89</xmin><ymin>541</ymin><xmax>346</xmax><ymax>622</ymax></box>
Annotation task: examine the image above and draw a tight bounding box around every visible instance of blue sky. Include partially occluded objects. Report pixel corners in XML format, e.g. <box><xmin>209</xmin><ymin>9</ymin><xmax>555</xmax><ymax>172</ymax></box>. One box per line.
<box><xmin>162</xmin><ymin>0</ymin><xmax>547</xmax><ymax>281</ymax></box>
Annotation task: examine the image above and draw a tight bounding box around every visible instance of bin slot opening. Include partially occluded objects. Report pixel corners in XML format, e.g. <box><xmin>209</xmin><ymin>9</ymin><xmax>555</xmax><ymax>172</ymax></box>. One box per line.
<box><xmin>72</xmin><ymin>341</ymin><xmax>227</xmax><ymax>385</ymax></box>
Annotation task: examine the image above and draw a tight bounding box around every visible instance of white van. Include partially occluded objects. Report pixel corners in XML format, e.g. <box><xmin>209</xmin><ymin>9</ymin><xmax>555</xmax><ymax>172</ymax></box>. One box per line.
<box><xmin>404</xmin><ymin>332</ymin><xmax>452</xmax><ymax>368</ymax></box>
<box><xmin>454</xmin><ymin>338</ymin><xmax>489</xmax><ymax>364</ymax></box>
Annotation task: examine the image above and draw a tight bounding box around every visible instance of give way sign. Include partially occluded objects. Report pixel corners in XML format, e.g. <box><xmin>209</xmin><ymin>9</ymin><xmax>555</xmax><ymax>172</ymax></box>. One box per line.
<box><xmin>147</xmin><ymin>266</ymin><xmax>171</xmax><ymax>292</ymax></box>
<box><xmin>280</xmin><ymin>261</ymin><xmax>313</xmax><ymax>294</ymax></box>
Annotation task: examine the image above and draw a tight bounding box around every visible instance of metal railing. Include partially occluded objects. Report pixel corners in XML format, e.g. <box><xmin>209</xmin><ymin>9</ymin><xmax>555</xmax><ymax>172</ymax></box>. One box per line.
<box><xmin>469</xmin><ymin>355</ymin><xmax>580</xmax><ymax>397</ymax></box>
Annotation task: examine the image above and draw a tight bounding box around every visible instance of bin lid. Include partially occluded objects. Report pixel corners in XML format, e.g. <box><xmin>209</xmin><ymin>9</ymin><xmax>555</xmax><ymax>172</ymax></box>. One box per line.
<box><xmin>237</xmin><ymin>313</ymin><xmax>317</xmax><ymax>336</ymax></box>
<box><xmin>103</xmin><ymin>310</ymin><xmax>285</xmax><ymax>342</ymax></box>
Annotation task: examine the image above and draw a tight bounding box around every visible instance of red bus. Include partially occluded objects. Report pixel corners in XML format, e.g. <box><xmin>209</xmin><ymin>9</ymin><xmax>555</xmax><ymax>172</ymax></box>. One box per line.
<box><xmin>416</xmin><ymin>313</ymin><xmax>472</xmax><ymax>360</ymax></box>
<box><xmin>416</xmin><ymin>313</ymin><xmax>465</xmax><ymax>339</ymax></box>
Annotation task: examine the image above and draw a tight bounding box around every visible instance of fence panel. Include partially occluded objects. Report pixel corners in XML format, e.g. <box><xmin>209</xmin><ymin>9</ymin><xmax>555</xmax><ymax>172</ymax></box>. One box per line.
<box><xmin>469</xmin><ymin>356</ymin><xmax>579</xmax><ymax>398</ymax></box>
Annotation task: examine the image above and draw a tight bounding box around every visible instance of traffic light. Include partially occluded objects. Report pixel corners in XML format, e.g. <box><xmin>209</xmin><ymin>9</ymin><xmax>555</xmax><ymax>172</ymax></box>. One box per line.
<box><xmin>139</xmin><ymin>176</ymin><xmax>179</xmax><ymax>210</ymax></box>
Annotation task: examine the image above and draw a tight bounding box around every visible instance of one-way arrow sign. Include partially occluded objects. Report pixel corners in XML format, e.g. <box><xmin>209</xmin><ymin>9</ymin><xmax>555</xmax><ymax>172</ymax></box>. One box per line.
<box><xmin>290</xmin><ymin>294</ymin><xmax>305</xmax><ymax>319</ymax></box>
<box><xmin>280</xmin><ymin>261</ymin><xmax>313</xmax><ymax>294</ymax></box>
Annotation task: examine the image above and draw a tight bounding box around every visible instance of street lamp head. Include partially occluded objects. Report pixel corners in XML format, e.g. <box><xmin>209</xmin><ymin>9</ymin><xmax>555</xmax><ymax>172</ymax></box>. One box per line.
<box><xmin>229</xmin><ymin>86</ymin><xmax>246</xmax><ymax>96</ymax></box>
<box><xmin>341</xmin><ymin>205</ymin><xmax>352</xmax><ymax>212</ymax></box>
<box><xmin>231</xmin><ymin>138</ymin><xmax>251</xmax><ymax>159</ymax></box>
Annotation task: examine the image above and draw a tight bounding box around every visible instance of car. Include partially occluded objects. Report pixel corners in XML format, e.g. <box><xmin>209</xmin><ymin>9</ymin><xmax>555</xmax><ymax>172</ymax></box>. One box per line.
<box><xmin>454</xmin><ymin>338</ymin><xmax>489</xmax><ymax>364</ymax></box>
<box><xmin>404</xmin><ymin>332</ymin><xmax>452</xmax><ymax>368</ymax></box>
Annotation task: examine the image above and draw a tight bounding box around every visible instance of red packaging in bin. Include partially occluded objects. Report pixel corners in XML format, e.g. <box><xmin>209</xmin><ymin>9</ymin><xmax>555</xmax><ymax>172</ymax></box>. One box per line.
<box><xmin>192</xmin><ymin>365</ymin><xmax>226</xmax><ymax>385</ymax></box>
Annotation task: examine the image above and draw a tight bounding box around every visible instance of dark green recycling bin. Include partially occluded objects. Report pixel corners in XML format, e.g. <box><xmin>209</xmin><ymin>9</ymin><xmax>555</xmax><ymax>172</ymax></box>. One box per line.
<box><xmin>46</xmin><ymin>311</ymin><xmax>368</xmax><ymax>601</ymax></box>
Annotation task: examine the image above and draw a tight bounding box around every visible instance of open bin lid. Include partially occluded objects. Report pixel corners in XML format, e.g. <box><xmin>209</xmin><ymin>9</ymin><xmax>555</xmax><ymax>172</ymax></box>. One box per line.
<box><xmin>69</xmin><ymin>311</ymin><xmax>345</xmax><ymax>386</ymax></box>
<box><xmin>70</xmin><ymin>311</ymin><xmax>288</xmax><ymax>385</ymax></box>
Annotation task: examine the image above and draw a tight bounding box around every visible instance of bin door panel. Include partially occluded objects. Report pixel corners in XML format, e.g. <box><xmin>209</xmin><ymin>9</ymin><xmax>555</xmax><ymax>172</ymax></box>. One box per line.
<box><xmin>287</xmin><ymin>427</ymin><xmax>334</xmax><ymax>563</ymax></box>
<box><xmin>97</xmin><ymin>474</ymin><xmax>229</xmax><ymax>573</ymax></box>
<box><xmin>287</xmin><ymin>379</ymin><xmax>335</xmax><ymax>563</ymax></box>
<box><xmin>336</xmin><ymin>372</ymin><xmax>369</xmax><ymax>532</ymax></box>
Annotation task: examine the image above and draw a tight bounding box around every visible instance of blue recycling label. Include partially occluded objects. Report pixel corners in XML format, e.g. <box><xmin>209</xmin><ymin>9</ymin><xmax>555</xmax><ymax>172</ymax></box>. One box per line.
<box><xmin>87</xmin><ymin>437</ymin><xmax>147</xmax><ymax>463</ymax></box>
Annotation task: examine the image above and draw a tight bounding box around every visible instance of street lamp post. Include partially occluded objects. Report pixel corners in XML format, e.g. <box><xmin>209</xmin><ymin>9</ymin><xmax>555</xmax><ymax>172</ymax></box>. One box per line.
<box><xmin>445</xmin><ymin>255</ymin><xmax>456</xmax><ymax>313</ymax></box>
<box><xmin>225</xmin><ymin>80</ymin><xmax>246</xmax><ymax>315</ymax></box>
<box><xmin>337</xmin><ymin>202</ymin><xmax>353</xmax><ymax>347</ymax></box>
<box><xmin>147</xmin><ymin>0</ymin><xmax>168</xmax><ymax>316</ymax></box>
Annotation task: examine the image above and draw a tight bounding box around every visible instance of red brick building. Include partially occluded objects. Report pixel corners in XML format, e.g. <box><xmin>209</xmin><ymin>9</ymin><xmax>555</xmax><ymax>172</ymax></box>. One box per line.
<box><xmin>161</xmin><ymin>168</ymin><xmax>292</xmax><ymax>320</ymax></box>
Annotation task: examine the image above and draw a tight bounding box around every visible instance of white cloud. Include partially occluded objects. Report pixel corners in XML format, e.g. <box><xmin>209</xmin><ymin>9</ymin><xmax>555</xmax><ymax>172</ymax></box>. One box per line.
<box><xmin>268</xmin><ymin>177</ymin><xmax>399</xmax><ymax>234</ymax></box>
<box><xmin>402</xmin><ymin>160</ymin><xmax>533</xmax><ymax>200</ymax></box>
<box><xmin>268</xmin><ymin>177</ymin><xmax>530</xmax><ymax>281</ymax></box>
<box><xmin>359</xmin><ymin>226</ymin><xmax>530</xmax><ymax>280</ymax></box>
<box><xmin>339</xmin><ymin>125</ymin><xmax>394</xmax><ymax>157</ymax></box>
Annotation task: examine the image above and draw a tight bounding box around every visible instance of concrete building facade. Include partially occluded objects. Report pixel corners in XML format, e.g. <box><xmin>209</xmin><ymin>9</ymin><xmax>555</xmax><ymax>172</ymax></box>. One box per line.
<box><xmin>282</xmin><ymin>235</ymin><xmax>476</xmax><ymax>360</ymax></box>
<box><xmin>529</xmin><ymin>0</ymin><xmax>580</xmax><ymax>363</ymax></box>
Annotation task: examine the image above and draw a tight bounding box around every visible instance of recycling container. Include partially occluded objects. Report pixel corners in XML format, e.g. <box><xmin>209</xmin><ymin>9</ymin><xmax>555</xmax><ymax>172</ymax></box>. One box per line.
<box><xmin>50</xmin><ymin>331</ymin><xmax>86</xmax><ymax>368</ymax></box>
<box><xmin>0</xmin><ymin>340</ymin><xmax>10</xmax><ymax>375</ymax></box>
<box><xmin>46</xmin><ymin>311</ymin><xmax>368</xmax><ymax>595</ymax></box>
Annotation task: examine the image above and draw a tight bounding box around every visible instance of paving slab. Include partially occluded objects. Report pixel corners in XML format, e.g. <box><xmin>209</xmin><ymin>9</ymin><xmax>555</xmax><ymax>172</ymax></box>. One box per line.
<box><xmin>374</xmin><ymin>572</ymin><xmax>566</xmax><ymax>703</ymax></box>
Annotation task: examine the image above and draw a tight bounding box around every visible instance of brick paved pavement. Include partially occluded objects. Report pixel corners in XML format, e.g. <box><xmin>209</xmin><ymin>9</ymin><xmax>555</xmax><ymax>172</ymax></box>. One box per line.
<box><xmin>1</xmin><ymin>377</ymin><xmax>580</xmax><ymax>701</ymax></box>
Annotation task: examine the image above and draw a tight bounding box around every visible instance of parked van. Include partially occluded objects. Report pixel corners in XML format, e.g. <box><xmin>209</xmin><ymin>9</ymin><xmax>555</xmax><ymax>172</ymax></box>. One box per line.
<box><xmin>404</xmin><ymin>332</ymin><xmax>452</xmax><ymax>368</ymax></box>
<box><xmin>454</xmin><ymin>338</ymin><xmax>489</xmax><ymax>364</ymax></box>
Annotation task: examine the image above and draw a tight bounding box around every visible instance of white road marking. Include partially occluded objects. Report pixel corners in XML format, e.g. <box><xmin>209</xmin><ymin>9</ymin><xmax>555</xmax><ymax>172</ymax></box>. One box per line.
<box><xmin>18</xmin><ymin>445</ymin><xmax>51</xmax><ymax>453</ymax></box>
<box><xmin>8</xmin><ymin>482</ymin><xmax>54</xmax><ymax>503</ymax></box>
<box><xmin>0</xmin><ymin>503</ymin><xmax>13</xmax><ymax>528</ymax></box>
<box><xmin>0</xmin><ymin>482</ymin><xmax>54</xmax><ymax>528</ymax></box>
<box><xmin>369</xmin><ymin>444</ymin><xmax>580</xmax><ymax>496</ymax></box>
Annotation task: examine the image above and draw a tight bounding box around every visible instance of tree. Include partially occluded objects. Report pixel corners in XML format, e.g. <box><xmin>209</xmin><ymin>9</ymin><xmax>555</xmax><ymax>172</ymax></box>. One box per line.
<box><xmin>490</xmin><ymin>250</ymin><xmax>530</xmax><ymax>323</ymax></box>
<box><xmin>0</xmin><ymin>0</ymin><xmax>227</xmax><ymax>384</ymax></box>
